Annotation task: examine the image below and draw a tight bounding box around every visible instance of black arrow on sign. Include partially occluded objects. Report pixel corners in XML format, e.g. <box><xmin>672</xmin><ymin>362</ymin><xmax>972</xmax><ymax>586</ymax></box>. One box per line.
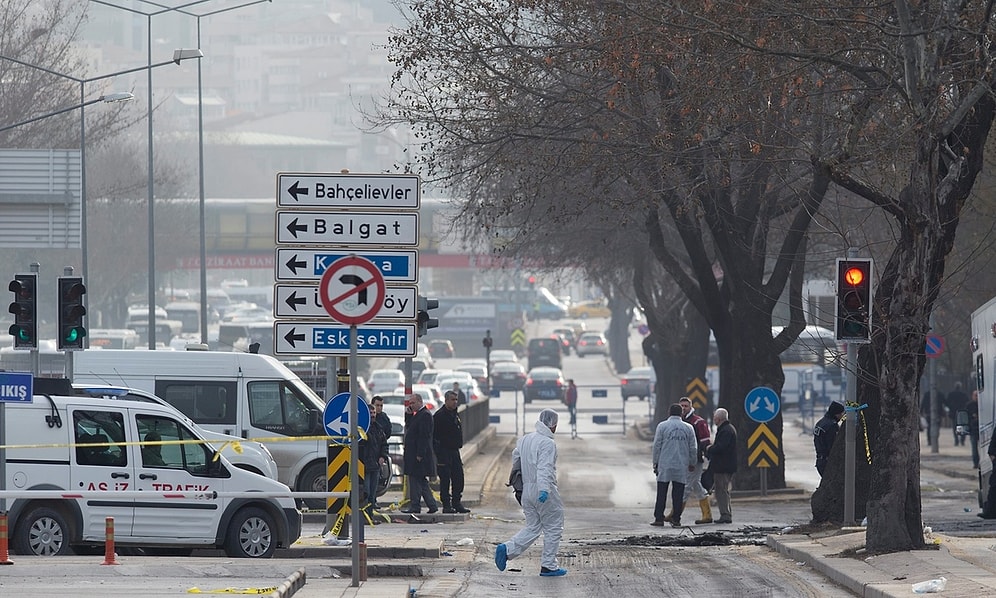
<box><xmin>286</xmin><ymin>218</ymin><xmax>308</xmax><ymax>238</ymax></box>
<box><xmin>287</xmin><ymin>181</ymin><xmax>309</xmax><ymax>201</ymax></box>
<box><xmin>285</xmin><ymin>254</ymin><xmax>307</xmax><ymax>274</ymax></box>
<box><xmin>339</xmin><ymin>274</ymin><xmax>368</xmax><ymax>305</ymax></box>
<box><xmin>284</xmin><ymin>328</ymin><xmax>306</xmax><ymax>347</ymax></box>
<box><xmin>284</xmin><ymin>290</ymin><xmax>307</xmax><ymax>312</ymax></box>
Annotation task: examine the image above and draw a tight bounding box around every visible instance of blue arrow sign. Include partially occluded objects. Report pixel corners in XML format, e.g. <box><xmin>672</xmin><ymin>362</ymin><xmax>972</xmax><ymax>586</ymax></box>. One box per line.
<box><xmin>744</xmin><ymin>386</ymin><xmax>780</xmax><ymax>423</ymax></box>
<box><xmin>323</xmin><ymin>392</ymin><xmax>371</xmax><ymax>442</ymax></box>
<box><xmin>0</xmin><ymin>372</ymin><xmax>33</xmax><ymax>402</ymax></box>
<box><xmin>275</xmin><ymin>248</ymin><xmax>418</xmax><ymax>282</ymax></box>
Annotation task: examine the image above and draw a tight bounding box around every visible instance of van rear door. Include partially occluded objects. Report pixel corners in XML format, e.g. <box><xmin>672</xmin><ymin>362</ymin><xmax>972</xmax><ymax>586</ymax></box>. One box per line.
<box><xmin>69</xmin><ymin>406</ymin><xmax>136</xmax><ymax>538</ymax></box>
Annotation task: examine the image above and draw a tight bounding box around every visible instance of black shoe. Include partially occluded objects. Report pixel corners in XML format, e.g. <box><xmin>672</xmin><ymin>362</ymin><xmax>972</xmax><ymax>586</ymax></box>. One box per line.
<box><xmin>650</xmin><ymin>520</ymin><xmax>665</xmax><ymax>527</ymax></box>
<box><xmin>454</xmin><ymin>504</ymin><xmax>471</xmax><ymax>513</ymax></box>
<box><xmin>427</xmin><ymin>506</ymin><xmax>439</xmax><ymax>514</ymax></box>
<box><xmin>442</xmin><ymin>506</ymin><xmax>456</xmax><ymax>514</ymax></box>
<box><xmin>715</xmin><ymin>518</ymin><xmax>733</xmax><ymax>524</ymax></box>
<box><xmin>400</xmin><ymin>509</ymin><xmax>421</xmax><ymax>514</ymax></box>
<box><xmin>670</xmin><ymin>520</ymin><xmax>682</xmax><ymax>528</ymax></box>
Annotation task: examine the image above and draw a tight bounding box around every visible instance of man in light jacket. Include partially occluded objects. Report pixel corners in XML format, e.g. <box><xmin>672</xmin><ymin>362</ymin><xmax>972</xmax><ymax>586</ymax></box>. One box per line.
<box><xmin>651</xmin><ymin>403</ymin><xmax>697</xmax><ymax>527</ymax></box>
<box><xmin>495</xmin><ymin>409</ymin><xmax>567</xmax><ymax>577</ymax></box>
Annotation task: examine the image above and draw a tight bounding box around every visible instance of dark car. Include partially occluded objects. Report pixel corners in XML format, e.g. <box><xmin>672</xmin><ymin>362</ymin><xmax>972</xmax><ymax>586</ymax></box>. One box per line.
<box><xmin>620</xmin><ymin>366</ymin><xmax>655</xmax><ymax>401</ymax></box>
<box><xmin>456</xmin><ymin>364</ymin><xmax>490</xmax><ymax>394</ymax></box>
<box><xmin>491</xmin><ymin>361</ymin><xmax>527</xmax><ymax>392</ymax></box>
<box><xmin>527</xmin><ymin>337</ymin><xmax>563</xmax><ymax>370</ymax></box>
<box><xmin>428</xmin><ymin>339</ymin><xmax>455</xmax><ymax>358</ymax></box>
<box><xmin>551</xmin><ymin>328</ymin><xmax>576</xmax><ymax>354</ymax></box>
<box><xmin>523</xmin><ymin>367</ymin><xmax>567</xmax><ymax>403</ymax></box>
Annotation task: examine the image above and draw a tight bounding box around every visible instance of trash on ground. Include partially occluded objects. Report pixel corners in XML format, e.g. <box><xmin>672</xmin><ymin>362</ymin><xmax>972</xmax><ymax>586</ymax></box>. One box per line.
<box><xmin>455</xmin><ymin>537</ymin><xmax>474</xmax><ymax>546</ymax></box>
<box><xmin>322</xmin><ymin>536</ymin><xmax>352</xmax><ymax>546</ymax></box>
<box><xmin>911</xmin><ymin>576</ymin><xmax>947</xmax><ymax>593</ymax></box>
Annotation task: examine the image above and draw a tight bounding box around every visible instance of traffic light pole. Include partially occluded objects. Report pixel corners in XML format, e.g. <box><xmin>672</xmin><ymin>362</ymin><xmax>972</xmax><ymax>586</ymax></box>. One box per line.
<box><xmin>843</xmin><ymin>340</ymin><xmax>857</xmax><ymax>526</ymax></box>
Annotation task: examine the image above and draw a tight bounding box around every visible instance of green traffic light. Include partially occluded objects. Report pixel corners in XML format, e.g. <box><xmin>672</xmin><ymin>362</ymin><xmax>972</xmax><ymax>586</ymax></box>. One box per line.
<box><xmin>17</xmin><ymin>328</ymin><xmax>31</xmax><ymax>342</ymax></box>
<box><xmin>64</xmin><ymin>327</ymin><xmax>86</xmax><ymax>343</ymax></box>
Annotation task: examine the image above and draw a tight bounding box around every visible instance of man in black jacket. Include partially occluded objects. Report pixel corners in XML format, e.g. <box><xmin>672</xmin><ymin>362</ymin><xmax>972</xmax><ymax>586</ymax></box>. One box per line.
<box><xmin>402</xmin><ymin>394</ymin><xmax>438</xmax><ymax>514</ymax></box>
<box><xmin>705</xmin><ymin>408</ymin><xmax>737</xmax><ymax>524</ymax></box>
<box><xmin>360</xmin><ymin>395</ymin><xmax>391</xmax><ymax>513</ymax></box>
<box><xmin>435</xmin><ymin>390</ymin><xmax>470</xmax><ymax>513</ymax></box>
<box><xmin>813</xmin><ymin>401</ymin><xmax>845</xmax><ymax>476</ymax></box>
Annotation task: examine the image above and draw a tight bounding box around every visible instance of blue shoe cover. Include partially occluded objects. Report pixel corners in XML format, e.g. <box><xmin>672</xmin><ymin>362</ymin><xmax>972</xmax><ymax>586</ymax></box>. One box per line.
<box><xmin>495</xmin><ymin>543</ymin><xmax>507</xmax><ymax>571</ymax></box>
<box><xmin>540</xmin><ymin>567</ymin><xmax>568</xmax><ymax>577</ymax></box>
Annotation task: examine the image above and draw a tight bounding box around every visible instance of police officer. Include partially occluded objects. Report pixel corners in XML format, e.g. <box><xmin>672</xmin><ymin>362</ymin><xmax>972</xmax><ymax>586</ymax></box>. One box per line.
<box><xmin>814</xmin><ymin>401</ymin><xmax>846</xmax><ymax>476</ymax></box>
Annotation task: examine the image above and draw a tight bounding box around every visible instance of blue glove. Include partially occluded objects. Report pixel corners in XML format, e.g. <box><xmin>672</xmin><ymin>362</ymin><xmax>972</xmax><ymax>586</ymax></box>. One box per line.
<box><xmin>538</xmin><ymin>490</ymin><xmax>549</xmax><ymax>503</ymax></box>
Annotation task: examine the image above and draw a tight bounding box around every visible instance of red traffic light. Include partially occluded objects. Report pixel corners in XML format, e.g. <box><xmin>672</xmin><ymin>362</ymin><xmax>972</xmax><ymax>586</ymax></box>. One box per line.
<box><xmin>843</xmin><ymin>267</ymin><xmax>865</xmax><ymax>286</ymax></box>
<box><xmin>527</xmin><ymin>276</ymin><xmax>536</xmax><ymax>284</ymax></box>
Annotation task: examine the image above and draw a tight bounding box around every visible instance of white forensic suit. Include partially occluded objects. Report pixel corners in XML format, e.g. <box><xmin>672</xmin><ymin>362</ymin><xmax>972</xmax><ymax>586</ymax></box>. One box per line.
<box><xmin>503</xmin><ymin>419</ymin><xmax>564</xmax><ymax>570</ymax></box>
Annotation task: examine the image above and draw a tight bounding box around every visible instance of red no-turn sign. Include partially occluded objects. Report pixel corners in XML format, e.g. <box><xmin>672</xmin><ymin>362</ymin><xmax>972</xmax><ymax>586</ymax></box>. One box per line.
<box><xmin>318</xmin><ymin>255</ymin><xmax>386</xmax><ymax>325</ymax></box>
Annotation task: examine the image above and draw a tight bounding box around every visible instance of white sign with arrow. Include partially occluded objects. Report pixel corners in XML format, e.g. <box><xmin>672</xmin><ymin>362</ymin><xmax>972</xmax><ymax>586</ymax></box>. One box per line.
<box><xmin>274</xmin><ymin>284</ymin><xmax>416</xmax><ymax>320</ymax></box>
<box><xmin>275</xmin><ymin>211</ymin><xmax>419</xmax><ymax>246</ymax></box>
<box><xmin>274</xmin><ymin>248</ymin><xmax>418</xmax><ymax>282</ymax></box>
<box><xmin>277</xmin><ymin>172</ymin><xmax>420</xmax><ymax>209</ymax></box>
<box><xmin>273</xmin><ymin>322</ymin><xmax>417</xmax><ymax>356</ymax></box>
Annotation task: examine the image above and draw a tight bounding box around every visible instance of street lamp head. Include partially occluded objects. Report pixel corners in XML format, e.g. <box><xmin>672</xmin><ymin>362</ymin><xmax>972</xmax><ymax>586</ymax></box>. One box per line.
<box><xmin>173</xmin><ymin>48</ymin><xmax>204</xmax><ymax>65</ymax></box>
<box><xmin>100</xmin><ymin>92</ymin><xmax>134</xmax><ymax>103</ymax></box>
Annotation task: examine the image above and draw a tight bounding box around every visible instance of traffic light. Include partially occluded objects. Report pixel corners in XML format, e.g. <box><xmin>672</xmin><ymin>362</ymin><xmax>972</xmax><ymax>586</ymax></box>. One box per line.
<box><xmin>416</xmin><ymin>295</ymin><xmax>439</xmax><ymax>337</ymax></box>
<box><xmin>527</xmin><ymin>275</ymin><xmax>536</xmax><ymax>289</ymax></box>
<box><xmin>835</xmin><ymin>258</ymin><xmax>873</xmax><ymax>342</ymax></box>
<box><xmin>8</xmin><ymin>273</ymin><xmax>38</xmax><ymax>349</ymax></box>
<box><xmin>58</xmin><ymin>276</ymin><xmax>87</xmax><ymax>350</ymax></box>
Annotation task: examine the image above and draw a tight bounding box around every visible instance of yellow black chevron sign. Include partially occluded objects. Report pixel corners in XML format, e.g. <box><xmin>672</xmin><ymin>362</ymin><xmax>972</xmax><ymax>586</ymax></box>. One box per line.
<box><xmin>746</xmin><ymin>423</ymin><xmax>780</xmax><ymax>468</ymax></box>
<box><xmin>326</xmin><ymin>446</ymin><xmax>364</xmax><ymax>513</ymax></box>
<box><xmin>685</xmin><ymin>377</ymin><xmax>709</xmax><ymax>410</ymax></box>
<box><xmin>510</xmin><ymin>328</ymin><xmax>526</xmax><ymax>347</ymax></box>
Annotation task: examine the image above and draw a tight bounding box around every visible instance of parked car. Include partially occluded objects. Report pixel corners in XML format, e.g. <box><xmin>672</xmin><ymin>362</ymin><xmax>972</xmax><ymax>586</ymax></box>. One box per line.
<box><xmin>412</xmin><ymin>383</ymin><xmax>444</xmax><ymax>408</ymax></box>
<box><xmin>367</xmin><ymin>369</ymin><xmax>405</xmax><ymax>394</ymax></box>
<box><xmin>569</xmin><ymin>299</ymin><xmax>611</xmax><ymax>319</ymax></box>
<box><xmin>620</xmin><ymin>366</ymin><xmax>655</xmax><ymax>401</ymax></box>
<box><xmin>576</xmin><ymin>332</ymin><xmax>609</xmax><ymax>357</ymax></box>
<box><xmin>428</xmin><ymin>339</ymin><xmax>455</xmax><ymax>358</ymax></box>
<box><xmin>523</xmin><ymin>367</ymin><xmax>567</xmax><ymax>403</ymax></box>
<box><xmin>491</xmin><ymin>361</ymin><xmax>527</xmax><ymax>392</ymax></box>
<box><xmin>488</xmin><ymin>349</ymin><xmax>519</xmax><ymax>366</ymax></box>
<box><xmin>527</xmin><ymin>337</ymin><xmax>563</xmax><ymax>370</ymax></box>
<box><xmin>416</xmin><ymin>369</ymin><xmax>453</xmax><ymax>385</ymax></box>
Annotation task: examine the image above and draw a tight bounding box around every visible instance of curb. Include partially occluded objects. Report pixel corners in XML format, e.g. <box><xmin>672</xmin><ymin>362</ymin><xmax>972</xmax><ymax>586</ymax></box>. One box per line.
<box><xmin>268</xmin><ymin>567</ymin><xmax>306</xmax><ymax>598</ymax></box>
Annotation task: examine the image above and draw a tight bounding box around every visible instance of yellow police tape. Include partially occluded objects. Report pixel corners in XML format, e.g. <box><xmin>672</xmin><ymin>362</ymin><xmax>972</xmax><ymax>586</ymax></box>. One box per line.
<box><xmin>186</xmin><ymin>586</ymin><xmax>278</xmax><ymax>594</ymax></box>
<box><xmin>0</xmin><ymin>429</ymin><xmax>369</xmax><ymax>461</ymax></box>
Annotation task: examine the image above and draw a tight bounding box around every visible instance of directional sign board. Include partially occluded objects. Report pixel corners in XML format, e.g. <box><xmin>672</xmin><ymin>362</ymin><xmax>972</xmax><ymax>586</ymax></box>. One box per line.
<box><xmin>274</xmin><ymin>283</ymin><xmax>417</xmax><ymax>320</ymax></box>
<box><xmin>0</xmin><ymin>372</ymin><xmax>33</xmax><ymax>402</ymax></box>
<box><xmin>744</xmin><ymin>386</ymin><xmax>780</xmax><ymax>423</ymax></box>
<box><xmin>275</xmin><ymin>248</ymin><xmax>418</xmax><ymax>283</ymax></box>
<box><xmin>276</xmin><ymin>211</ymin><xmax>419</xmax><ymax>246</ymax></box>
<box><xmin>322</xmin><ymin>392</ymin><xmax>371</xmax><ymax>442</ymax></box>
<box><xmin>274</xmin><ymin>322</ymin><xmax>417</xmax><ymax>356</ymax></box>
<box><xmin>277</xmin><ymin>173</ymin><xmax>420</xmax><ymax>209</ymax></box>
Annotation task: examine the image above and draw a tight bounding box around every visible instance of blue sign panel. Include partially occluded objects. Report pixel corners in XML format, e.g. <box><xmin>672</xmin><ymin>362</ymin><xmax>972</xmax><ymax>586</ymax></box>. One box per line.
<box><xmin>322</xmin><ymin>392</ymin><xmax>371</xmax><ymax>442</ymax></box>
<box><xmin>274</xmin><ymin>322</ymin><xmax>417</xmax><ymax>356</ymax></box>
<box><xmin>275</xmin><ymin>248</ymin><xmax>419</xmax><ymax>283</ymax></box>
<box><xmin>0</xmin><ymin>372</ymin><xmax>33</xmax><ymax>402</ymax></box>
<box><xmin>744</xmin><ymin>386</ymin><xmax>780</xmax><ymax>423</ymax></box>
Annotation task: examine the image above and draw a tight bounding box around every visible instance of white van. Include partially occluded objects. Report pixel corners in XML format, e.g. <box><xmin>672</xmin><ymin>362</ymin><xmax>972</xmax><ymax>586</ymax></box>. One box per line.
<box><xmin>4</xmin><ymin>394</ymin><xmax>301</xmax><ymax>557</ymax></box>
<box><xmin>70</xmin><ymin>383</ymin><xmax>279</xmax><ymax>481</ymax></box>
<box><xmin>73</xmin><ymin>349</ymin><xmax>332</xmax><ymax>509</ymax></box>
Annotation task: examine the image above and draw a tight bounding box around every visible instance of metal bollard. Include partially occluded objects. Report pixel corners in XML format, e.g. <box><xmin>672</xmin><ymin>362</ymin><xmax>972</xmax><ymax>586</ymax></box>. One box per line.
<box><xmin>358</xmin><ymin>541</ymin><xmax>368</xmax><ymax>581</ymax></box>
<box><xmin>0</xmin><ymin>513</ymin><xmax>13</xmax><ymax>565</ymax></box>
<box><xmin>101</xmin><ymin>517</ymin><xmax>119</xmax><ymax>565</ymax></box>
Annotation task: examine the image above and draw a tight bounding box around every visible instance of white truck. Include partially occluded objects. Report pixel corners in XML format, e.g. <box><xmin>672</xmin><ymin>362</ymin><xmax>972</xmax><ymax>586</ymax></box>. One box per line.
<box><xmin>2</xmin><ymin>393</ymin><xmax>300</xmax><ymax>557</ymax></box>
<box><xmin>971</xmin><ymin>297</ymin><xmax>996</xmax><ymax>504</ymax></box>
<box><xmin>73</xmin><ymin>349</ymin><xmax>333</xmax><ymax>508</ymax></box>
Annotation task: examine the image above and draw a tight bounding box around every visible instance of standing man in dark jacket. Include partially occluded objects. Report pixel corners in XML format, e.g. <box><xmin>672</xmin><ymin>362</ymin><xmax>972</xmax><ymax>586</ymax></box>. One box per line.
<box><xmin>402</xmin><ymin>394</ymin><xmax>438</xmax><ymax>514</ymax></box>
<box><xmin>705</xmin><ymin>408</ymin><xmax>737</xmax><ymax>524</ymax></box>
<box><xmin>967</xmin><ymin>390</ymin><xmax>981</xmax><ymax>468</ymax></box>
<box><xmin>813</xmin><ymin>401</ymin><xmax>845</xmax><ymax>476</ymax></box>
<box><xmin>361</xmin><ymin>395</ymin><xmax>392</xmax><ymax>513</ymax></box>
<box><xmin>434</xmin><ymin>390</ymin><xmax>470</xmax><ymax>513</ymax></box>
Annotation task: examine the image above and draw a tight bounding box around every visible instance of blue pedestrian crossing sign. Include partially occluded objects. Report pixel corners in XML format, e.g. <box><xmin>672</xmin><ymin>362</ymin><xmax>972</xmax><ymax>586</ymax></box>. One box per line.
<box><xmin>322</xmin><ymin>392</ymin><xmax>371</xmax><ymax>442</ymax></box>
<box><xmin>744</xmin><ymin>386</ymin><xmax>780</xmax><ymax>423</ymax></box>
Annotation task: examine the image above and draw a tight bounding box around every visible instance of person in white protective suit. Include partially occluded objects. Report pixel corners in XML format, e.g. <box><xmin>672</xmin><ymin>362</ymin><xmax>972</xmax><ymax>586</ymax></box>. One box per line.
<box><xmin>494</xmin><ymin>408</ymin><xmax>568</xmax><ymax>577</ymax></box>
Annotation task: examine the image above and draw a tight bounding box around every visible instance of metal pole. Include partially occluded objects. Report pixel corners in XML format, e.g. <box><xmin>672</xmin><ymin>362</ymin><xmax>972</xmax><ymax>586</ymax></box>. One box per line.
<box><xmin>196</xmin><ymin>16</ymin><xmax>208</xmax><ymax>344</ymax></box>
<box><xmin>79</xmin><ymin>82</ymin><xmax>89</xmax><ymax>331</ymax></box>
<box><xmin>30</xmin><ymin>263</ymin><xmax>40</xmax><ymax>377</ymax></box>
<box><xmin>349</xmin><ymin>325</ymin><xmax>360</xmax><ymax>587</ymax></box>
<box><xmin>146</xmin><ymin>15</ymin><xmax>157</xmax><ymax>349</ymax></box>
<box><xmin>929</xmin><ymin>313</ymin><xmax>939</xmax><ymax>453</ymax></box>
<box><xmin>843</xmin><ymin>341</ymin><xmax>857</xmax><ymax>525</ymax></box>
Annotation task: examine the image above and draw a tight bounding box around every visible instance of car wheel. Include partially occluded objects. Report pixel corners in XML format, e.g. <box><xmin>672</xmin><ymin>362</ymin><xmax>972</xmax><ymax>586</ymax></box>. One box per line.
<box><xmin>297</xmin><ymin>461</ymin><xmax>327</xmax><ymax>511</ymax></box>
<box><xmin>377</xmin><ymin>461</ymin><xmax>393</xmax><ymax>497</ymax></box>
<box><xmin>224</xmin><ymin>507</ymin><xmax>276</xmax><ymax>558</ymax></box>
<box><xmin>14</xmin><ymin>506</ymin><xmax>72</xmax><ymax>556</ymax></box>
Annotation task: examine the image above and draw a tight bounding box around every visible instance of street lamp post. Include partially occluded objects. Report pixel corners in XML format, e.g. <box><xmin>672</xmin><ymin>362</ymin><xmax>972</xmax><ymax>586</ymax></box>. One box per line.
<box><xmin>1</xmin><ymin>51</ymin><xmax>202</xmax><ymax>337</ymax></box>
